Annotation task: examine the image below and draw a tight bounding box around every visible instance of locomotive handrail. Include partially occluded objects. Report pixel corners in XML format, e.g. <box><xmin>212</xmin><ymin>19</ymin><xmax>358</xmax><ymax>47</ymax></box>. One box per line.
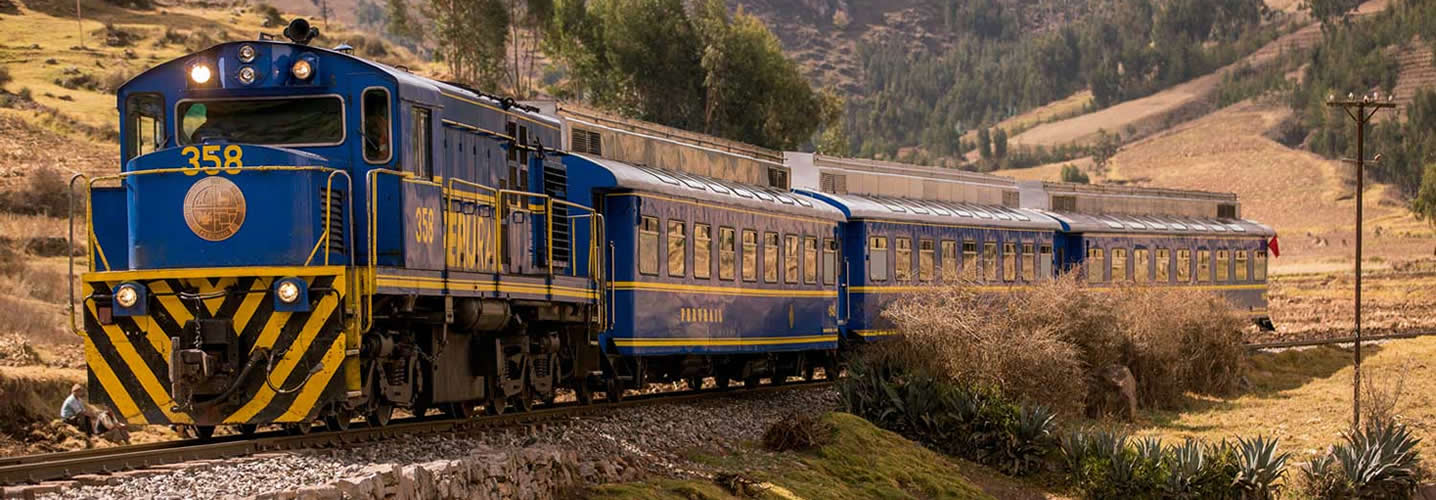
<box><xmin>364</xmin><ymin>169</ymin><xmax>441</xmax><ymax>332</ymax></box>
<box><xmin>303</xmin><ymin>169</ymin><xmax>357</xmax><ymax>268</ymax></box>
<box><xmin>67</xmin><ymin>173</ymin><xmax>90</xmax><ymax>336</ymax></box>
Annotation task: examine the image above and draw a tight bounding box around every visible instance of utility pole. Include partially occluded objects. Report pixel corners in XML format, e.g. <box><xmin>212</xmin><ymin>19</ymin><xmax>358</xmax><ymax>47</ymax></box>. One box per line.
<box><xmin>1325</xmin><ymin>93</ymin><xmax>1394</xmax><ymax>430</ymax></box>
<box><xmin>75</xmin><ymin>0</ymin><xmax>84</xmax><ymax>49</ymax></box>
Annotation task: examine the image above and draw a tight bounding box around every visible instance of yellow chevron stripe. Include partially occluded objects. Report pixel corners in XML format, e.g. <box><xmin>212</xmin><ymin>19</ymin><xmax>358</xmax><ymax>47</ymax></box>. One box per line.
<box><xmin>147</xmin><ymin>281</ymin><xmax>195</xmax><ymax>331</ymax></box>
<box><xmin>200</xmin><ymin>277</ymin><xmax>238</xmax><ymax>316</ymax></box>
<box><xmin>80</xmin><ymin>331</ymin><xmax>142</xmax><ymax>423</ymax></box>
<box><xmin>231</xmin><ymin>279</ymin><xmax>268</xmax><ymax>335</ymax></box>
<box><xmin>85</xmin><ymin>300</ymin><xmax>191</xmax><ymax>424</ymax></box>
<box><xmin>250</xmin><ymin>309</ymin><xmax>294</xmax><ymax>354</ymax></box>
<box><xmin>228</xmin><ymin>294</ymin><xmax>339</xmax><ymax>422</ymax></box>
<box><xmin>274</xmin><ymin>333</ymin><xmax>346</xmax><ymax>422</ymax></box>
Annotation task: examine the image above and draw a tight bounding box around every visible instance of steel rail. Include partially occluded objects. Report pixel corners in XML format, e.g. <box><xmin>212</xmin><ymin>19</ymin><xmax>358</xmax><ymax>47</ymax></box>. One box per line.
<box><xmin>0</xmin><ymin>380</ymin><xmax>833</xmax><ymax>486</ymax></box>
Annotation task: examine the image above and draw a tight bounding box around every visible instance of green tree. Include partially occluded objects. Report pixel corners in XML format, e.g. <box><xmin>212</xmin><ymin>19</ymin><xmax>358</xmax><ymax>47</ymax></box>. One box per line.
<box><xmin>1060</xmin><ymin>164</ymin><xmax>1090</xmax><ymax>184</ymax></box>
<box><xmin>1090</xmin><ymin>129</ymin><xmax>1120</xmax><ymax>172</ymax></box>
<box><xmin>545</xmin><ymin>0</ymin><xmax>828</xmax><ymax>149</ymax></box>
<box><xmin>977</xmin><ymin>127</ymin><xmax>992</xmax><ymax>159</ymax></box>
<box><xmin>993</xmin><ymin>127</ymin><xmax>1008</xmax><ymax>158</ymax></box>
<box><xmin>1301</xmin><ymin>0</ymin><xmax>1362</xmax><ymax>31</ymax></box>
<box><xmin>429</xmin><ymin>0</ymin><xmax>509</xmax><ymax>89</ymax></box>
<box><xmin>386</xmin><ymin>0</ymin><xmax>419</xmax><ymax>44</ymax></box>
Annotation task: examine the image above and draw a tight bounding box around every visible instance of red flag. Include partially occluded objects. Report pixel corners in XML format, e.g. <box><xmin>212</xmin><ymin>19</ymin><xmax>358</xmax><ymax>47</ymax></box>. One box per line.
<box><xmin>1268</xmin><ymin>235</ymin><xmax>1280</xmax><ymax>258</ymax></box>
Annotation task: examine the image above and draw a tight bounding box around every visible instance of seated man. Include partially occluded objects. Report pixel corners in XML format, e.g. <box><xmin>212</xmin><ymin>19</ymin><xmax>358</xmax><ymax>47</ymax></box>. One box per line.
<box><xmin>60</xmin><ymin>384</ymin><xmax>97</xmax><ymax>435</ymax></box>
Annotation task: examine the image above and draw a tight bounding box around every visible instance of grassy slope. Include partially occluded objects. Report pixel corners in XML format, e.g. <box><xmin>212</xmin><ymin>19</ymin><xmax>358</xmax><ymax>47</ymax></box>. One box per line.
<box><xmin>585</xmin><ymin>413</ymin><xmax>1001</xmax><ymax>500</ymax></box>
<box><xmin>1135</xmin><ymin>337</ymin><xmax>1436</xmax><ymax>473</ymax></box>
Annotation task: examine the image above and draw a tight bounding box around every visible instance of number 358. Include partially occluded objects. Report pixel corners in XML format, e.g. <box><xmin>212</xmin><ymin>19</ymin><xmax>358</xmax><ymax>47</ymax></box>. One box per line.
<box><xmin>181</xmin><ymin>145</ymin><xmax>244</xmax><ymax>175</ymax></box>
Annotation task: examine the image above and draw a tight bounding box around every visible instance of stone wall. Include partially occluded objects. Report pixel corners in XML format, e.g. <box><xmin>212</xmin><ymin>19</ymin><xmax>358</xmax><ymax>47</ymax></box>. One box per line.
<box><xmin>250</xmin><ymin>446</ymin><xmax>640</xmax><ymax>500</ymax></box>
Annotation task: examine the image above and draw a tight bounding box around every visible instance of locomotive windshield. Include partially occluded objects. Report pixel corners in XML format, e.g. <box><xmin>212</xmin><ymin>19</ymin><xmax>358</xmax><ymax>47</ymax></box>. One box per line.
<box><xmin>178</xmin><ymin>96</ymin><xmax>344</xmax><ymax>146</ymax></box>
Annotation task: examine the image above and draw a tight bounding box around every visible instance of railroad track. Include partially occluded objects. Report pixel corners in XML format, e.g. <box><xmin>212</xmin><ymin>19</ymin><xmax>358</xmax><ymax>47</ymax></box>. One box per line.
<box><xmin>0</xmin><ymin>379</ymin><xmax>833</xmax><ymax>487</ymax></box>
<box><xmin>1245</xmin><ymin>330</ymin><xmax>1436</xmax><ymax>350</ymax></box>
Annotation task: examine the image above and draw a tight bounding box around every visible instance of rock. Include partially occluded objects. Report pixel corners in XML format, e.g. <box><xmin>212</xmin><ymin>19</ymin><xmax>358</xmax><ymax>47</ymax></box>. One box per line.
<box><xmin>294</xmin><ymin>484</ymin><xmax>341</xmax><ymax>500</ymax></box>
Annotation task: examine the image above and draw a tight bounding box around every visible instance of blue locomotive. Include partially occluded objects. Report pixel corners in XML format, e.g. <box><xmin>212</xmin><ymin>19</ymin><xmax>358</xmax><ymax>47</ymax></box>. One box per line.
<box><xmin>72</xmin><ymin>21</ymin><xmax>1274</xmax><ymax>436</ymax></box>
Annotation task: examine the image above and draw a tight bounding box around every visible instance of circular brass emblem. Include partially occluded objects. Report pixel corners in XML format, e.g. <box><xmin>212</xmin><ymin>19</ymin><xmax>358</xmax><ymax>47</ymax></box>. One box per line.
<box><xmin>183</xmin><ymin>176</ymin><xmax>246</xmax><ymax>241</ymax></box>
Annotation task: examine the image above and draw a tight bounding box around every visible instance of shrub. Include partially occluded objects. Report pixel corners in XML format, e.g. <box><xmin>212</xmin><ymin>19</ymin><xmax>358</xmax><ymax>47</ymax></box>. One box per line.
<box><xmin>1061</xmin><ymin>164</ymin><xmax>1090</xmax><ymax>183</ymax></box>
<box><xmin>0</xmin><ymin>166</ymin><xmax>73</xmax><ymax>217</ymax></box>
<box><xmin>761</xmin><ymin>412</ymin><xmax>834</xmax><ymax>452</ymax></box>
<box><xmin>880</xmin><ymin>271</ymin><xmax>1247</xmax><ymax>415</ymax></box>
<box><xmin>0</xmin><ymin>65</ymin><xmax>11</xmax><ymax>87</ymax></box>
<box><xmin>1301</xmin><ymin>418</ymin><xmax>1424</xmax><ymax>499</ymax></box>
<box><xmin>101</xmin><ymin>66</ymin><xmax>136</xmax><ymax>93</ymax></box>
<box><xmin>255</xmin><ymin>3</ymin><xmax>286</xmax><ymax>27</ymax></box>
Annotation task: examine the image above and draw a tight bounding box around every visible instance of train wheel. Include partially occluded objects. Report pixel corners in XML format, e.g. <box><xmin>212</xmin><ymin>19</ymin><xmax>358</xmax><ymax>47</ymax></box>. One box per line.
<box><xmin>744</xmin><ymin>375</ymin><xmax>761</xmax><ymax>389</ymax></box>
<box><xmin>575</xmin><ymin>379</ymin><xmax>594</xmax><ymax>405</ymax></box>
<box><xmin>541</xmin><ymin>372</ymin><xmax>559</xmax><ymax>407</ymax></box>
<box><xmin>194</xmin><ymin>425</ymin><xmax>215</xmax><ymax>441</ymax></box>
<box><xmin>411</xmin><ymin>403</ymin><xmax>430</xmax><ymax>418</ymax></box>
<box><xmin>368</xmin><ymin>403</ymin><xmax>393</xmax><ymax>427</ymax></box>
<box><xmin>286</xmin><ymin>421</ymin><xmax>313</xmax><ymax>435</ymax></box>
<box><xmin>325</xmin><ymin>408</ymin><xmax>354</xmax><ymax>432</ymax></box>
<box><xmin>446</xmin><ymin>402</ymin><xmax>476</xmax><ymax>420</ymax></box>
<box><xmin>823</xmin><ymin>355</ymin><xmax>839</xmax><ymax>380</ymax></box>
<box><xmin>485</xmin><ymin>394</ymin><xmax>507</xmax><ymax>416</ymax></box>
<box><xmin>715</xmin><ymin>376</ymin><xmax>730</xmax><ymax>390</ymax></box>
<box><xmin>803</xmin><ymin>362</ymin><xmax>816</xmax><ymax>381</ymax></box>
<box><xmin>685</xmin><ymin>376</ymin><xmax>704</xmax><ymax>391</ymax></box>
<box><xmin>237</xmin><ymin>424</ymin><xmax>258</xmax><ymax>437</ymax></box>
<box><xmin>606</xmin><ymin>377</ymin><xmax>625</xmax><ymax>402</ymax></box>
<box><xmin>513</xmin><ymin>386</ymin><xmax>535</xmax><ymax>413</ymax></box>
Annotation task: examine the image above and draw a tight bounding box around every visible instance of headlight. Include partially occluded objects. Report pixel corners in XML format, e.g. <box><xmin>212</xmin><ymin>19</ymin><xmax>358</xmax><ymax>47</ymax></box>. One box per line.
<box><xmin>189</xmin><ymin>64</ymin><xmax>212</xmax><ymax>84</ymax></box>
<box><xmin>291</xmin><ymin>59</ymin><xmax>312</xmax><ymax>80</ymax></box>
<box><xmin>115</xmin><ymin>285</ymin><xmax>140</xmax><ymax>308</ymax></box>
<box><xmin>237</xmin><ymin>66</ymin><xmax>256</xmax><ymax>85</ymax></box>
<box><xmin>276</xmin><ymin>280</ymin><xmax>301</xmax><ymax>304</ymax></box>
<box><xmin>237</xmin><ymin>44</ymin><xmax>257</xmax><ymax>63</ymax></box>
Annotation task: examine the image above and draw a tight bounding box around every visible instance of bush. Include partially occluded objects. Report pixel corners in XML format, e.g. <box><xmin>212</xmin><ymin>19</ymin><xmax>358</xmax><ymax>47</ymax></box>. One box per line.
<box><xmin>1301</xmin><ymin>418</ymin><xmax>1425</xmax><ymax>499</ymax></box>
<box><xmin>255</xmin><ymin>3</ymin><xmax>285</xmax><ymax>27</ymax></box>
<box><xmin>101</xmin><ymin>66</ymin><xmax>136</xmax><ymax>93</ymax></box>
<box><xmin>761</xmin><ymin>412</ymin><xmax>834</xmax><ymax>452</ymax></box>
<box><xmin>838</xmin><ymin>348</ymin><xmax>1057</xmax><ymax>476</ymax></box>
<box><xmin>0</xmin><ymin>65</ymin><xmax>11</xmax><ymax>87</ymax></box>
<box><xmin>880</xmin><ymin>272</ymin><xmax>1247</xmax><ymax>415</ymax></box>
<box><xmin>0</xmin><ymin>166</ymin><xmax>73</xmax><ymax>217</ymax></box>
<box><xmin>1061</xmin><ymin>164</ymin><xmax>1090</xmax><ymax>183</ymax></box>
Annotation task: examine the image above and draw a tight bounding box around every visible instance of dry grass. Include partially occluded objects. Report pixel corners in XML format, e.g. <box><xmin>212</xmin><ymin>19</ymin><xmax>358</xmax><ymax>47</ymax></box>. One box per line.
<box><xmin>881</xmin><ymin>272</ymin><xmax>1248</xmax><ymax>415</ymax></box>
<box><xmin>1135</xmin><ymin>337</ymin><xmax>1436</xmax><ymax>476</ymax></box>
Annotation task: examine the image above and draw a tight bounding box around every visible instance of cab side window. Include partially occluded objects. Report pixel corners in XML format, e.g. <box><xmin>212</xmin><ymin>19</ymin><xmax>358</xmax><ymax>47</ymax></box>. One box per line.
<box><xmin>408</xmin><ymin>107</ymin><xmax>433</xmax><ymax>178</ymax></box>
<box><xmin>125</xmin><ymin>93</ymin><xmax>165</xmax><ymax>163</ymax></box>
<box><xmin>362</xmin><ymin>89</ymin><xmax>392</xmax><ymax>163</ymax></box>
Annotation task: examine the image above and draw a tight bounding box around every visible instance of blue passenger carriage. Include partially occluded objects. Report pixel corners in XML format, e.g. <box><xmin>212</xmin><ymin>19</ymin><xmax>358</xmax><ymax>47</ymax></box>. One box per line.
<box><xmin>77</xmin><ymin>22</ymin><xmax>602</xmax><ymax>436</ymax></box>
<box><xmin>564</xmin><ymin>156</ymin><xmax>844</xmax><ymax>389</ymax></box>
<box><xmin>802</xmin><ymin>192</ymin><xmax>1061</xmax><ymax>341</ymax></box>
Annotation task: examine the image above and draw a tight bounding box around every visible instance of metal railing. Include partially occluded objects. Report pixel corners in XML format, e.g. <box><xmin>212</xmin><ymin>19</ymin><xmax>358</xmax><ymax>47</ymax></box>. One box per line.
<box><xmin>67</xmin><ymin>166</ymin><xmax>354</xmax><ymax>335</ymax></box>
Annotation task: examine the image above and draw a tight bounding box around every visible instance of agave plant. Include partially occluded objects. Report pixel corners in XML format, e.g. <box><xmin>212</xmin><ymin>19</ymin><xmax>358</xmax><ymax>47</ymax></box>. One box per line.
<box><xmin>1060</xmin><ymin>429</ymin><xmax>1095</xmax><ymax>475</ymax></box>
<box><xmin>1322</xmin><ymin>418</ymin><xmax>1423</xmax><ymax>499</ymax></box>
<box><xmin>1232</xmin><ymin>435</ymin><xmax>1290</xmax><ymax>499</ymax></box>
<box><xmin>1162</xmin><ymin>438</ymin><xmax>1208</xmax><ymax>498</ymax></box>
<box><xmin>995</xmin><ymin>404</ymin><xmax>1056</xmax><ymax>476</ymax></box>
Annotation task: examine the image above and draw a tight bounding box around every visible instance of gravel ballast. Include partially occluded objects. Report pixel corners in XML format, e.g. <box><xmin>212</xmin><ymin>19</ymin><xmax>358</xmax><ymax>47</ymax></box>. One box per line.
<box><xmin>41</xmin><ymin>386</ymin><xmax>840</xmax><ymax>499</ymax></box>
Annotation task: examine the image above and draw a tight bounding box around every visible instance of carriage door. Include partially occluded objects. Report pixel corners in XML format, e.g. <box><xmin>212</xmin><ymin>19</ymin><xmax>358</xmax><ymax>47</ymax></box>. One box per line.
<box><xmin>402</xmin><ymin>105</ymin><xmax>445</xmax><ymax>270</ymax></box>
<box><xmin>501</xmin><ymin>120</ymin><xmax>532</xmax><ymax>274</ymax></box>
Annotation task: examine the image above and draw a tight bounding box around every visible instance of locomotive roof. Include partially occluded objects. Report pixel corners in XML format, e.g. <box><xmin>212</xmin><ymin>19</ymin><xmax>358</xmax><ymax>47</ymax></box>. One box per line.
<box><xmin>120</xmin><ymin>40</ymin><xmax>561</xmax><ymax>129</ymax></box>
<box><xmin>800</xmin><ymin>191</ymin><xmax>1062</xmax><ymax>231</ymax></box>
<box><xmin>1039</xmin><ymin>211</ymin><xmax>1276</xmax><ymax>237</ymax></box>
<box><xmin>571</xmin><ymin>154</ymin><xmax>845</xmax><ymax>222</ymax></box>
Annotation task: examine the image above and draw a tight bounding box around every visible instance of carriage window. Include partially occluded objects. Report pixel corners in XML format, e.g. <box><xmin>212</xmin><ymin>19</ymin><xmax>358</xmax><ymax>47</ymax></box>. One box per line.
<box><xmin>918</xmin><ymin>239</ymin><xmax>935</xmax><ymax>281</ymax></box>
<box><xmin>1236</xmin><ymin>250</ymin><xmax>1249</xmax><ymax>281</ymax></box>
<box><xmin>179</xmin><ymin>96</ymin><xmax>343</xmax><ymax>146</ymax></box>
<box><xmin>667</xmin><ymin>220</ymin><xmax>686</xmax><ymax>277</ymax></box>
<box><xmin>804</xmin><ymin>236</ymin><xmax>819</xmax><ymax>284</ymax></box>
<box><xmin>124</xmin><ymin>93</ymin><xmax>164</xmax><ymax>162</ymax></box>
<box><xmin>869</xmin><ymin>236</ymin><xmax>889</xmax><ymax>282</ymax></box>
<box><xmin>963</xmin><ymin>240</ymin><xmax>978</xmax><ymax>281</ymax></box>
<box><xmin>742</xmin><ymin>230</ymin><xmax>758</xmax><ymax>282</ymax></box>
<box><xmin>639</xmin><ymin>216</ymin><xmax>659</xmax><ymax>276</ymax></box>
<box><xmin>1039</xmin><ymin>244</ymin><xmax>1053</xmax><ymax>280</ymax></box>
<box><xmin>895</xmin><ymin>238</ymin><xmax>913</xmax><ymax>282</ymax></box>
<box><xmin>362</xmin><ymin>88</ymin><xmax>391</xmax><ymax>163</ymax></box>
<box><xmin>1197</xmin><ymin>250</ymin><xmax>1212</xmax><ymax>282</ymax></box>
<box><xmin>785</xmin><ymin>235</ymin><xmax>800</xmax><ymax>284</ymax></box>
<box><xmin>1022</xmin><ymin>242</ymin><xmax>1035</xmax><ymax>281</ymax></box>
<box><xmin>1002</xmin><ymin>242</ymin><xmax>1017</xmax><ymax>281</ymax></box>
<box><xmin>1177</xmin><ymin>249</ymin><xmax>1192</xmax><ymax>282</ymax></box>
<box><xmin>1087</xmin><ymin>248</ymin><xmax>1106</xmax><ymax>283</ymax></box>
<box><xmin>765</xmin><ymin>232</ymin><xmax>780</xmax><ymax>283</ymax></box>
<box><xmin>940</xmin><ymin>240</ymin><xmax>957</xmax><ymax>281</ymax></box>
<box><xmin>694</xmin><ymin>225</ymin><xmax>712</xmax><ymax>279</ymax></box>
<box><xmin>1111</xmin><ymin>247</ymin><xmax>1128</xmax><ymax>282</ymax></box>
<box><xmin>1254</xmin><ymin>250</ymin><xmax>1267</xmax><ymax>281</ymax></box>
<box><xmin>1216</xmin><ymin>250</ymin><xmax>1230</xmax><ymax>282</ymax></box>
<box><xmin>983</xmin><ymin>242</ymin><xmax>998</xmax><ymax>282</ymax></box>
<box><xmin>823</xmin><ymin>239</ymin><xmax>837</xmax><ymax>285</ymax></box>
<box><xmin>1155</xmin><ymin>248</ymin><xmax>1170</xmax><ymax>282</ymax></box>
<box><xmin>1134</xmin><ymin>248</ymin><xmax>1150</xmax><ymax>282</ymax></box>
<box><xmin>719</xmin><ymin>227</ymin><xmax>736</xmax><ymax>280</ymax></box>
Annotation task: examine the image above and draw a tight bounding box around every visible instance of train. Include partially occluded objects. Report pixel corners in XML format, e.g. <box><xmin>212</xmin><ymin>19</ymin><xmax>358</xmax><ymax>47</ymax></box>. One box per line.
<box><xmin>70</xmin><ymin>20</ymin><xmax>1275</xmax><ymax>436</ymax></box>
